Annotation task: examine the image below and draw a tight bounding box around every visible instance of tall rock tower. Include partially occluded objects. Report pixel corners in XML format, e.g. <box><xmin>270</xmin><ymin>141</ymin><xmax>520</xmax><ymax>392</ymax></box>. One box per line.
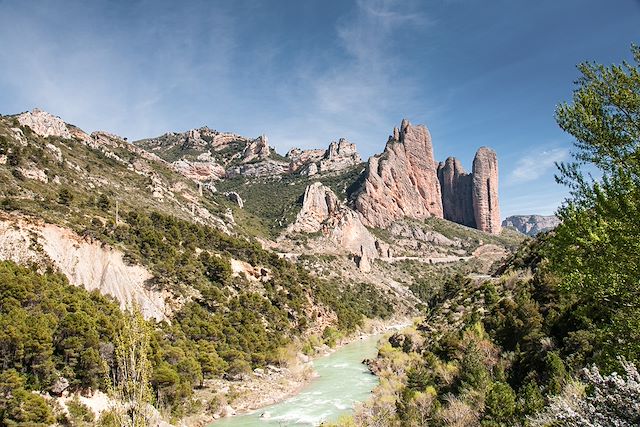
<box><xmin>472</xmin><ymin>147</ymin><xmax>501</xmax><ymax>234</ymax></box>
<box><xmin>355</xmin><ymin>119</ymin><xmax>443</xmax><ymax>228</ymax></box>
<box><xmin>437</xmin><ymin>157</ymin><xmax>476</xmax><ymax>228</ymax></box>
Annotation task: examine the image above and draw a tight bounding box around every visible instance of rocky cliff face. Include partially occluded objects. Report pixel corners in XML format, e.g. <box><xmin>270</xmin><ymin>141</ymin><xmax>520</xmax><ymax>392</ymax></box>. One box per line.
<box><xmin>288</xmin><ymin>182</ymin><xmax>379</xmax><ymax>260</ymax></box>
<box><xmin>287</xmin><ymin>138</ymin><xmax>362</xmax><ymax>176</ymax></box>
<box><xmin>135</xmin><ymin>128</ymin><xmax>288</xmax><ymax>180</ymax></box>
<box><xmin>0</xmin><ymin>215</ymin><xmax>169</xmax><ymax>321</ymax></box>
<box><xmin>472</xmin><ymin>147</ymin><xmax>501</xmax><ymax>234</ymax></box>
<box><xmin>355</xmin><ymin>119</ymin><xmax>443</xmax><ymax>228</ymax></box>
<box><xmin>502</xmin><ymin>215</ymin><xmax>560</xmax><ymax>236</ymax></box>
<box><xmin>437</xmin><ymin>157</ymin><xmax>475</xmax><ymax>228</ymax></box>
<box><xmin>319</xmin><ymin>139</ymin><xmax>362</xmax><ymax>173</ymax></box>
<box><xmin>17</xmin><ymin>108</ymin><xmax>72</xmax><ymax>139</ymax></box>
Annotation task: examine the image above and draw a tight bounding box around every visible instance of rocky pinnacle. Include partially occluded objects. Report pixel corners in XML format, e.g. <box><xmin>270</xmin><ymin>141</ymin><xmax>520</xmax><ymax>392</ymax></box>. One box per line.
<box><xmin>472</xmin><ymin>147</ymin><xmax>501</xmax><ymax>234</ymax></box>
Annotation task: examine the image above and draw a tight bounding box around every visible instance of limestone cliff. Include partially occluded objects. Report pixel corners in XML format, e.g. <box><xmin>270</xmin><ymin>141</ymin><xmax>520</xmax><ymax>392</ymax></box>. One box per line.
<box><xmin>355</xmin><ymin>119</ymin><xmax>443</xmax><ymax>228</ymax></box>
<box><xmin>502</xmin><ymin>215</ymin><xmax>560</xmax><ymax>236</ymax></box>
<box><xmin>17</xmin><ymin>108</ymin><xmax>72</xmax><ymax>139</ymax></box>
<box><xmin>472</xmin><ymin>147</ymin><xmax>501</xmax><ymax>234</ymax></box>
<box><xmin>288</xmin><ymin>182</ymin><xmax>379</xmax><ymax>259</ymax></box>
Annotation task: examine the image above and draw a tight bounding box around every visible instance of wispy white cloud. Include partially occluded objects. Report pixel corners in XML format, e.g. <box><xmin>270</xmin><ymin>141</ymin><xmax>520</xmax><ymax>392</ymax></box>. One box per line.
<box><xmin>264</xmin><ymin>0</ymin><xmax>433</xmax><ymax>156</ymax></box>
<box><xmin>0</xmin><ymin>0</ymin><xmax>237</xmax><ymax>139</ymax></box>
<box><xmin>508</xmin><ymin>147</ymin><xmax>568</xmax><ymax>184</ymax></box>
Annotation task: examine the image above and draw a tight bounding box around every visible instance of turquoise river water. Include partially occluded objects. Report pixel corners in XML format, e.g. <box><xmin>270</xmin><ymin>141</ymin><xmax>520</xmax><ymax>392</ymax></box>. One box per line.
<box><xmin>211</xmin><ymin>334</ymin><xmax>382</xmax><ymax>426</ymax></box>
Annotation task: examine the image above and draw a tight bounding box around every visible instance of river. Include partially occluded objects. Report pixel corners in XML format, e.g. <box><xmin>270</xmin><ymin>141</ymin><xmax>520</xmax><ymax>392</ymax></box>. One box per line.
<box><xmin>211</xmin><ymin>333</ymin><xmax>382</xmax><ymax>426</ymax></box>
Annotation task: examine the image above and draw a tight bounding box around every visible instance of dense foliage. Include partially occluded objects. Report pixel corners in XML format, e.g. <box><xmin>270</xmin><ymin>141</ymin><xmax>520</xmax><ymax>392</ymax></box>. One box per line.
<box><xmin>333</xmin><ymin>44</ymin><xmax>640</xmax><ymax>426</ymax></box>
<box><xmin>0</xmin><ymin>261</ymin><xmax>123</xmax><ymax>425</ymax></box>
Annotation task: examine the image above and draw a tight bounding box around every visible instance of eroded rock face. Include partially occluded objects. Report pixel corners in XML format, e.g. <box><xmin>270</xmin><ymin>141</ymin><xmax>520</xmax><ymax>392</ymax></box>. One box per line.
<box><xmin>355</xmin><ymin>119</ymin><xmax>443</xmax><ymax>228</ymax></box>
<box><xmin>502</xmin><ymin>215</ymin><xmax>560</xmax><ymax>236</ymax></box>
<box><xmin>288</xmin><ymin>183</ymin><xmax>378</xmax><ymax>258</ymax></box>
<box><xmin>0</xmin><ymin>215</ymin><xmax>169</xmax><ymax>321</ymax></box>
<box><xmin>437</xmin><ymin>157</ymin><xmax>475</xmax><ymax>228</ymax></box>
<box><xmin>286</xmin><ymin>148</ymin><xmax>325</xmax><ymax>173</ymax></box>
<box><xmin>287</xmin><ymin>139</ymin><xmax>362</xmax><ymax>174</ymax></box>
<box><xmin>472</xmin><ymin>147</ymin><xmax>501</xmax><ymax>234</ymax></box>
<box><xmin>242</xmin><ymin>135</ymin><xmax>271</xmax><ymax>163</ymax></box>
<box><xmin>173</xmin><ymin>159</ymin><xmax>226</xmax><ymax>181</ymax></box>
<box><xmin>17</xmin><ymin>108</ymin><xmax>72</xmax><ymax>139</ymax></box>
<box><xmin>319</xmin><ymin>138</ymin><xmax>362</xmax><ymax>172</ymax></box>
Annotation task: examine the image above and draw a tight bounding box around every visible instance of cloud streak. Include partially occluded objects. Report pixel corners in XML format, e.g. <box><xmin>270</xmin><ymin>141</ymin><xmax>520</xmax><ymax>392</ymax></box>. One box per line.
<box><xmin>508</xmin><ymin>147</ymin><xmax>568</xmax><ymax>184</ymax></box>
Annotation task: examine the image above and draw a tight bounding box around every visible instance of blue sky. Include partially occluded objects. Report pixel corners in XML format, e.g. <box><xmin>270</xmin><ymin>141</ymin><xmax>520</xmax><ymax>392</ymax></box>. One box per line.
<box><xmin>0</xmin><ymin>0</ymin><xmax>638</xmax><ymax>217</ymax></box>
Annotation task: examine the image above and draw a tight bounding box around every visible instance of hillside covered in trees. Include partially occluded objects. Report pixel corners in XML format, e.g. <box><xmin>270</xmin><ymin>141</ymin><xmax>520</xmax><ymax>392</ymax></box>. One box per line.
<box><xmin>325</xmin><ymin>44</ymin><xmax>640</xmax><ymax>427</ymax></box>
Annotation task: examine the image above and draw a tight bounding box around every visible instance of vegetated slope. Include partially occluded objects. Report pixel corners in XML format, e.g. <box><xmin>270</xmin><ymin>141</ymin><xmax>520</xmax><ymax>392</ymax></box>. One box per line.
<box><xmin>215</xmin><ymin>164</ymin><xmax>365</xmax><ymax>237</ymax></box>
<box><xmin>0</xmin><ymin>114</ymin><xmax>401</xmax><ymax>423</ymax></box>
<box><xmin>337</xmin><ymin>234</ymin><xmax>628</xmax><ymax>426</ymax></box>
<box><xmin>333</xmin><ymin>45</ymin><xmax>640</xmax><ymax>427</ymax></box>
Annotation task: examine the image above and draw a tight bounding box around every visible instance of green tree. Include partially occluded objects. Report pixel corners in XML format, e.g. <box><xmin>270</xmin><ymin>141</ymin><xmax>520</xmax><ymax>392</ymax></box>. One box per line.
<box><xmin>111</xmin><ymin>305</ymin><xmax>152</xmax><ymax>427</ymax></box>
<box><xmin>58</xmin><ymin>188</ymin><xmax>74</xmax><ymax>206</ymax></box>
<box><xmin>484</xmin><ymin>381</ymin><xmax>516</xmax><ymax>423</ymax></box>
<box><xmin>548</xmin><ymin>44</ymin><xmax>640</xmax><ymax>367</ymax></box>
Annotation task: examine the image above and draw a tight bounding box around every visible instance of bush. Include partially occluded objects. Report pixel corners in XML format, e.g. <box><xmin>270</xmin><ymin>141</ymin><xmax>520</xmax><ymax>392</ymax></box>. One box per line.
<box><xmin>484</xmin><ymin>381</ymin><xmax>516</xmax><ymax>422</ymax></box>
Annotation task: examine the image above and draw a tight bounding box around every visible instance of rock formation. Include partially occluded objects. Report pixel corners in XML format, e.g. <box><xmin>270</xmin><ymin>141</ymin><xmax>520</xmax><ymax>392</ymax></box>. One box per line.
<box><xmin>288</xmin><ymin>182</ymin><xmax>379</xmax><ymax>259</ymax></box>
<box><xmin>17</xmin><ymin>108</ymin><xmax>72</xmax><ymax>139</ymax></box>
<box><xmin>173</xmin><ymin>159</ymin><xmax>226</xmax><ymax>182</ymax></box>
<box><xmin>287</xmin><ymin>139</ymin><xmax>362</xmax><ymax>174</ymax></box>
<box><xmin>0</xmin><ymin>215</ymin><xmax>168</xmax><ymax>321</ymax></box>
<box><xmin>502</xmin><ymin>215</ymin><xmax>560</xmax><ymax>236</ymax></box>
<box><xmin>242</xmin><ymin>135</ymin><xmax>271</xmax><ymax>163</ymax></box>
<box><xmin>224</xmin><ymin>191</ymin><xmax>244</xmax><ymax>208</ymax></box>
<box><xmin>319</xmin><ymin>139</ymin><xmax>362</xmax><ymax>172</ymax></box>
<box><xmin>286</xmin><ymin>148</ymin><xmax>325</xmax><ymax>173</ymax></box>
<box><xmin>472</xmin><ymin>147</ymin><xmax>501</xmax><ymax>234</ymax></box>
<box><xmin>355</xmin><ymin>119</ymin><xmax>443</xmax><ymax>228</ymax></box>
<box><xmin>437</xmin><ymin>157</ymin><xmax>475</xmax><ymax>228</ymax></box>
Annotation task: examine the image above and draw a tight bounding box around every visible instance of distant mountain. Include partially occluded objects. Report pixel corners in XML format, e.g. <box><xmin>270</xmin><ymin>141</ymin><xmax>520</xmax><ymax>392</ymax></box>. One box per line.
<box><xmin>502</xmin><ymin>214</ymin><xmax>560</xmax><ymax>236</ymax></box>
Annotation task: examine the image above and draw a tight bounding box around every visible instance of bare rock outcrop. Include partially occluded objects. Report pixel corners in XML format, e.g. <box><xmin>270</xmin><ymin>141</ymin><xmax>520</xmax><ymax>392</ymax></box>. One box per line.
<box><xmin>173</xmin><ymin>159</ymin><xmax>226</xmax><ymax>181</ymax></box>
<box><xmin>0</xmin><ymin>215</ymin><xmax>169</xmax><ymax>321</ymax></box>
<box><xmin>17</xmin><ymin>108</ymin><xmax>72</xmax><ymax>139</ymax></box>
<box><xmin>241</xmin><ymin>135</ymin><xmax>271</xmax><ymax>163</ymax></box>
<box><xmin>319</xmin><ymin>139</ymin><xmax>362</xmax><ymax>172</ymax></box>
<box><xmin>355</xmin><ymin>119</ymin><xmax>443</xmax><ymax>228</ymax></box>
<box><xmin>286</xmin><ymin>148</ymin><xmax>325</xmax><ymax>173</ymax></box>
<box><xmin>288</xmin><ymin>182</ymin><xmax>378</xmax><ymax>259</ymax></box>
<box><xmin>437</xmin><ymin>157</ymin><xmax>475</xmax><ymax>228</ymax></box>
<box><xmin>287</xmin><ymin>139</ymin><xmax>362</xmax><ymax>174</ymax></box>
<box><xmin>502</xmin><ymin>215</ymin><xmax>560</xmax><ymax>236</ymax></box>
<box><xmin>472</xmin><ymin>147</ymin><xmax>501</xmax><ymax>234</ymax></box>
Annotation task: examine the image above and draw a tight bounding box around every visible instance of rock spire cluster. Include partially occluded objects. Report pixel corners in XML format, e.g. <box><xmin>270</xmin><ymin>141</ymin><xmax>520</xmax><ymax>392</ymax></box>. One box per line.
<box><xmin>355</xmin><ymin>119</ymin><xmax>501</xmax><ymax>234</ymax></box>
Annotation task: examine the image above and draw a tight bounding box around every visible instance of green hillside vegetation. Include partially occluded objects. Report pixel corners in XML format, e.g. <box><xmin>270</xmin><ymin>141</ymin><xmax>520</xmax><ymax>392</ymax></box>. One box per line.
<box><xmin>0</xmin><ymin>118</ymin><xmax>398</xmax><ymax>423</ymax></box>
<box><xmin>215</xmin><ymin>164</ymin><xmax>365</xmax><ymax>237</ymax></box>
<box><xmin>0</xmin><ymin>116</ymin><xmax>230</xmax><ymax>236</ymax></box>
<box><xmin>331</xmin><ymin>44</ymin><xmax>640</xmax><ymax>427</ymax></box>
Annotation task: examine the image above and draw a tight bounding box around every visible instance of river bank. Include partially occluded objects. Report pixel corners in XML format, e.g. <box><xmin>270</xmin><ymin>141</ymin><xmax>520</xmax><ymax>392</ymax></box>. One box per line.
<box><xmin>182</xmin><ymin>317</ymin><xmax>413</xmax><ymax>427</ymax></box>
